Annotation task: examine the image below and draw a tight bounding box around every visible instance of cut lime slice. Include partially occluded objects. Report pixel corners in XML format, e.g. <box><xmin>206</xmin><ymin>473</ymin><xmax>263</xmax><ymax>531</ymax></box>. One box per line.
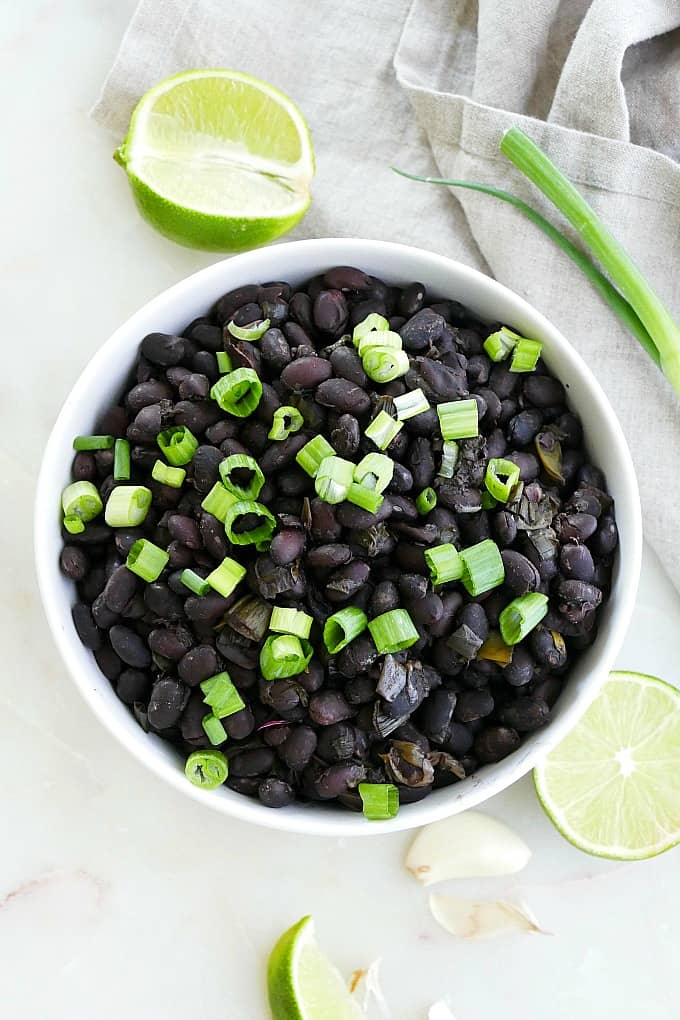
<box><xmin>267</xmin><ymin>916</ymin><xmax>364</xmax><ymax>1020</ymax></box>
<box><xmin>115</xmin><ymin>69</ymin><xmax>314</xmax><ymax>251</ymax></box>
<box><xmin>534</xmin><ymin>670</ymin><xmax>680</xmax><ymax>860</ymax></box>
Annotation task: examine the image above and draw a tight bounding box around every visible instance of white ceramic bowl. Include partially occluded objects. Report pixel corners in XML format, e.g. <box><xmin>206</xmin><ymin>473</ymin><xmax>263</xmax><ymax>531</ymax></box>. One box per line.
<box><xmin>35</xmin><ymin>239</ymin><xmax>641</xmax><ymax>836</ymax></box>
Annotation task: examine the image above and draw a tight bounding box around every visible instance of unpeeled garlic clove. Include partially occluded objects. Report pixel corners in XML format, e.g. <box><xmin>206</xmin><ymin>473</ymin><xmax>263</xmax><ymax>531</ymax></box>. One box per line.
<box><xmin>429</xmin><ymin>893</ymin><xmax>548</xmax><ymax>939</ymax></box>
<box><xmin>405</xmin><ymin>810</ymin><xmax>531</xmax><ymax>885</ymax></box>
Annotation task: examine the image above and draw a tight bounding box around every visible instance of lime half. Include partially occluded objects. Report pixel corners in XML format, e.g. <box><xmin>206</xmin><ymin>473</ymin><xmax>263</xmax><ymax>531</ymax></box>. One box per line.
<box><xmin>534</xmin><ymin>670</ymin><xmax>680</xmax><ymax>860</ymax></box>
<box><xmin>267</xmin><ymin>916</ymin><xmax>364</xmax><ymax>1020</ymax></box>
<box><xmin>115</xmin><ymin>69</ymin><xmax>314</xmax><ymax>250</ymax></box>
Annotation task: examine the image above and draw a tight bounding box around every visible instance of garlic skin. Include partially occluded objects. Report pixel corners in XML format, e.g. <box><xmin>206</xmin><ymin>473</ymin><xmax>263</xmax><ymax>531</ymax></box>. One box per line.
<box><xmin>429</xmin><ymin>894</ymin><xmax>548</xmax><ymax>939</ymax></box>
<box><xmin>350</xmin><ymin>958</ymin><xmax>391</xmax><ymax>1018</ymax></box>
<box><xmin>405</xmin><ymin>811</ymin><xmax>531</xmax><ymax>885</ymax></box>
<box><xmin>428</xmin><ymin>1002</ymin><xmax>458</xmax><ymax>1020</ymax></box>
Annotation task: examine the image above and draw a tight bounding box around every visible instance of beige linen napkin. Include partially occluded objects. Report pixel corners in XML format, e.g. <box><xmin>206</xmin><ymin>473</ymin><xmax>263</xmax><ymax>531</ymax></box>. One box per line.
<box><xmin>93</xmin><ymin>0</ymin><xmax>680</xmax><ymax>588</ymax></box>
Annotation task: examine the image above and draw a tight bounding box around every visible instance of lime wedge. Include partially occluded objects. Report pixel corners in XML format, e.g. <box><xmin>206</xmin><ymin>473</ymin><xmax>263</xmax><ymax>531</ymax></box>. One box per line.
<box><xmin>115</xmin><ymin>69</ymin><xmax>314</xmax><ymax>251</ymax></box>
<box><xmin>267</xmin><ymin>916</ymin><xmax>364</xmax><ymax>1020</ymax></box>
<box><xmin>534</xmin><ymin>670</ymin><xmax>680</xmax><ymax>860</ymax></box>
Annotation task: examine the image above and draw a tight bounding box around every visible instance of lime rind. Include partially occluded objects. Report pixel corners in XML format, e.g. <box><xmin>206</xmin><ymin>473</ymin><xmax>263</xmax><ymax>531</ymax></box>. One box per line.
<box><xmin>534</xmin><ymin>670</ymin><xmax>680</xmax><ymax>861</ymax></box>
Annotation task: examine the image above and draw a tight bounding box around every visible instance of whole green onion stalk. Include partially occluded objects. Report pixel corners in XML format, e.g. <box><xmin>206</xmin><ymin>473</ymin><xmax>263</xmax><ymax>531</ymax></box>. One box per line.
<box><xmin>393</xmin><ymin>130</ymin><xmax>680</xmax><ymax>385</ymax></box>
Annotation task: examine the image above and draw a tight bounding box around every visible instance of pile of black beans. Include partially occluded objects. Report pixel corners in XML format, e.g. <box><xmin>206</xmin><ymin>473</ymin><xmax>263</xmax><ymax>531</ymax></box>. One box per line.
<box><xmin>60</xmin><ymin>265</ymin><xmax>618</xmax><ymax>810</ymax></box>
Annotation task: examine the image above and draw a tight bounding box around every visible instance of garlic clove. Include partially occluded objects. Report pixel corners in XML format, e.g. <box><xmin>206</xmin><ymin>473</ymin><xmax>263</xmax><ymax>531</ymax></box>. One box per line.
<box><xmin>405</xmin><ymin>810</ymin><xmax>531</xmax><ymax>885</ymax></box>
<box><xmin>429</xmin><ymin>893</ymin><xmax>548</xmax><ymax>939</ymax></box>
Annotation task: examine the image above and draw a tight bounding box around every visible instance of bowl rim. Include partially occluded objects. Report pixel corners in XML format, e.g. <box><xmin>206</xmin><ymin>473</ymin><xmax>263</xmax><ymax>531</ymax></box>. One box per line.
<box><xmin>34</xmin><ymin>237</ymin><xmax>642</xmax><ymax>836</ymax></box>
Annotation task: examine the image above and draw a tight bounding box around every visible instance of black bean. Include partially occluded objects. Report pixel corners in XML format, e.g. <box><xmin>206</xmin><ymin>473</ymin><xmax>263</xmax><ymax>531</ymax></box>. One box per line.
<box><xmin>258</xmin><ymin>777</ymin><xmax>295</xmax><ymax>808</ymax></box>
<box><xmin>560</xmin><ymin>543</ymin><xmax>595</xmax><ymax>582</ymax></box>
<box><xmin>71</xmin><ymin>451</ymin><xmax>97</xmax><ymax>482</ymax></box>
<box><xmin>454</xmin><ymin>689</ymin><xmax>494</xmax><ymax>722</ymax></box>
<box><xmin>231</xmin><ymin>301</ymin><xmax>263</xmax><ymax>327</ymax></box>
<box><xmin>60</xmin><ymin>545</ymin><xmax>89</xmax><ymax>581</ymax></box>
<box><xmin>214</xmin><ymin>284</ymin><xmax>260</xmax><ymax>324</ymax></box>
<box><xmin>325</xmin><ymin>561</ymin><xmax>370</xmax><ymax>602</ymax></box>
<box><xmin>281</xmin><ymin>356</ymin><xmax>333</xmax><ymax>391</ymax></box>
<box><xmin>116</xmin><ymin>669</ymin><xmax>151</xmax><ymax>705</ymax></box>
<box><xmin>350</xmin><ymin>296</ymin><xmax>387</xmax><ymax>327</ymax></box>
<box><xmin>507</xmin><ymin>408</ymin><xmax>543</xmax><ymax>446</ymax></box>
<box><xmin>92</xmin><ymin>591</ymin><xmax>119</xmax><ymax>629</ymax></box>
<box><xmin>230</xmin><ymin>748</ymin><xmax>276</xmax><ymax>778</ymax></box>
<box><xmin>184</xmin><ymin>591</ymin><xmax>231</xmax><ymax>627</ymax></box>
<box><xmin>178</xmin><ymin>644</ymin><xmax>218</xmax><ymax>685</ymax></box>
<box><xmin>173</xmin><ymin>399</ymin><xmax>222</xmax><ymax>434</ymax></box>
<box><xmin>100</xmin><ymin>565</ymin><xmax>137</xmax><ymax>614</ymax></box>
<box><xmin>554</xmin><ymin>512</ymin><xmax>598</xmax><ymax>543</ymax></box>
<box><xmin>178</xmin><ymin>372</ymin><xmax>210</xmax><ymax>400</ymax></box>
<box><xmin>503</xmin><ymin>647</ymin><xmax>535</xmax><ymax>686</ymax></box>
<box><xmin>400</xmin><ymin>308</ymin><xmax>445</xmax><ymax>351</ymax></box>
<box><xmin>167</xmin><ymin>514</ymin><xmax>201</xmax><ymax>550</ymax></box>
<box><xmin>331</xmin><ymin>414</ymin><xmax>361</xmax><ymax>457</ymax></box>
<box><xmin>329</xmin><ymin>347</ymin><xmax>367</xmax><ymax>387</ymax></box>
<box><xmin>224</xmin><ymin>707</ymin><xmax>256</xmax><ymax>740</ymax></box>
<box><xmin>94</xmin><ymin>641</ymin><xmax>123</xmax><ymax>680</ymax></box>
<box><xmin>141</xmin><ymin>332</ymin><xmax>185</xmax><ymax>366</ymax></box>
<box><xmin>314</xmin><ymin>762</ymin><xmax>365</xmax><ymax>799</ymax></box>
<box><xmin>71</xmin><ymin>603</ymin><xmax>102</xmax><ymax>650</ymax></box>
<box><xmin>505</xmin><ymin>451</ymin><xmax>540</xmax><ymax>481</ymax></box>
<box><xmin>407</xmin><ymin>437</ymin><xmax>435</xmax><ymax>489</ymax></box>
<box><xmin>399</xmin><ymin>282</ymin><xmax>426</xmax><ymax>317</ymax></box>
<box><xmin>259</xmin><ymin>432</ymin><xmax>309</xmax><ymax>473</ymax></box>
<box><xmin>260</xmin><ymin>328</ymin><xmax>291</xmax><ymax>372</ymax></box>
<box><xmin>500</xmin><ymin>698</ymin><xmax>550</xmax><ymax>732</ymax></box>
<box><xmin>109</xmin><ymin>624</ymin><xmax>152</xmax><ymax>668</ymax></box>
<box><xmin>324</xmin><ymin>265</ymin><xmax>373</xmax><ymax>292</ymax></box>
<box><xmin>336</xmin><ymin>500</ymin><xmax>391</xmax><ymax>530</ymax></box>
<box><xmin>589</xmin><ymin>515</ymin><xmax>618</xmax><ymax>557</ymax></box>
<box><xmin>474</xmin><ymin>725</ymin><xmax>521</xmax><ymax>762</ymax></box>
<box><xmin>126</xmin><ymin>380</ymin><xmax>173</xmax><ymax>413</ymax></box>
<box><xmin>315</xmin><ymin>378</ymin><xmax>371</xmax><ymax>415</ymax></box>
<box><xmin>148</xmin><ymin>625</ymin><xmax>193</xmax><ymax>661</ymax></box>
<box><xmin>500</xmin><ymin>550</ymin><xmax>541</xmax><ymax>595</ymax></box>
<box><xmin>313</xmin><ymin>290</ymin><xmax>348</xmax><ymax>333</ymax></box>
<box><xmin>279</xmin><ymin>725</ymin><xmax>318</xmax><ymax>769</ymax></box>
<box><xmin>523</xmin><ymin>374</ymin><xmax>564</xmax><ymax>407</ymax></box>
<box><xmin>530</xmin><ymin>626</ymin><xmax>568</xmax><ymax>669</ymax></box>
<box><xmin>306</xmin><ymin>544</ymin><xmax>353</xmax><ymax>571</ymax></box>
<box><xmin>310</xmin><ymin>499</ymin><xmax>342</xmax><ymax>543</ymax></box>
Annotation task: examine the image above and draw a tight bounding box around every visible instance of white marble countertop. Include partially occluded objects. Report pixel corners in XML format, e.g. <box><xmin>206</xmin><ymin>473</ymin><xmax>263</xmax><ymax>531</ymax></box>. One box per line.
<box><xmin>4</xmin><ymin>3</ymin><xmax>680</xmax><ymax>1017</ymax></box>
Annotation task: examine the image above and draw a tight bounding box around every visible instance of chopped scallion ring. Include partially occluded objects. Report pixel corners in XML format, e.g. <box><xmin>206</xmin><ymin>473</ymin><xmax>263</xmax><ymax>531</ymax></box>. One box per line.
<box><xmin>113</xmin><ymin>439</ymin><xmax>131</xmax><ymax>481</ymax></box>
<box><xmin>260</xmin><ymin>634</ymin><xmax>313</xmax><ymax>681</ymax></box>
<box><xmin>151</xmin><ymin>459</ymin><xmax>186</xmax><ymax>488</ymax></box>
<box><xmin>63</xmin><ymin>514</ymin><xmax>85</xmax><ymax>534</ymax></box>
<box><xmin>61</xmin><ymin>481</ymin><xmax>103</xmax><ymax>527</ymax></box>
<box><xmin>439</xmin><ymin>440</ymin><xmax>459</xmax><ymax>478</ymax></box>
<box><xmin>368</xmin><ymin>608</ymin><xmax>419</xmax><ymax>653</ymax></box>
<box><xmin>353</xmin><ymin>452</ymin><xmax>394</xmax><ymax>493</ymax></box>
<box><xmin>126</xmin><ymin>539</ymin><xmax>169</xmax><ymax>582</ymax></box>
<box><xmin>365</xmin><ymin>410</ymin><xmax>403</xmax><ymax>451</ymax></box>
<box><xmin>201</xmin><ymin>482</ymin><xmax>238</xmax><ymax>522</ymax></box>
<box><xmin>104</xmin><ymin>485</ymin><xmax>152</xmax><ymax>527</ymax></box>
<box><xmin>315</xmin><ymin>456</ymin><xmax>355</xmax><ymax>504</ymax></box>
<box><xmin>227</xmin><ymin>318</ymin><xmax>271</xmax><ymax>341</ymax></box>
<box><xmin>483</xmin><ymin>326</ymin><xmax>522</xmax><ymax>362</ymax></box>
<box><xmin>499</xmin><ymin>592</ymin><xmax>549</xmax><ymax>645</ymax></box>
<box><xmin>393</xmin><ymin>388</ymin><xmax>430</xmax><ymax>420</ymax></box>
<box><xmin>510</xmin><ymin>337</ymin><xmax>543</xmax><ymax>372</ymax></box>
<box><xmin>270</xmin><ymin>606</ymin><xmax>314</xmax><ymax>640</ymax></box>
<box><xmin>416</xmin><ymin>487</ymin><xmax>437</xmax><ymax>515</ymax></box>
<box><xmin>357</xmin><ymin>330</ymin><xmax>402</xmax><ymax>357</ymax></box>
<box><xmin>346</xmin><ymin>483</ymin><xmax>383</xmax><ymax>514</ymax></box>
<box><xmin>323</xmin><ymin>607</ymin><xmax>368</xmax><ymax>654</ymax></box>
<box><xmin>437</xmin><ymin>398</ymin><xmax>479</xmax><ymax>440</ymax></box>
<box><xmin>480</xmin><ymin>491</ymin><xmax>498</xmax><ymax>510</ymax></box>
<box><xmin>202</xmin><ymin>713</ymin><xmax>228</xmax><ymax>745</ymax></box>
<box><xmin>206</xmin><ymin>555</ymin><xmax>246</xmax><ymax>597</ymax></box>
<box><xmin>157</xmin><ymin>425</ymin><xmax>199</xmax><ymax>466</ymax></box>
<box><xmin>485</xmin><ymin>458</ymin><xmax>521</xmax><ymax>503</ymax></box>
<box><xmin>296</xmin><ymin>435</ymin><xmax>335</xmax><ymax>477</ymax></box>
<box><xmin>219</xmin><ymin>453</ymin><xmax>265</xmax><ymax>500</ymax></box>
<box><xmin>210</xmin><ymin>367</ymin><xmax>262</xmax><ymax>417</ymax></box>
<box><xmin>269</xmin><ymin>405</ymin><xmax>304</xmax><ymax>441</ymax></box>
<box><xmin>185</xmin><ymin>749</ymin><xmax>228</xmax><ymax>789</ymax></box>
<box><xmin>72</xmin><ymin>435</ymin><xmax>115</xmax><ymax>451</ymax></box>
<box><xmin>179</xmin><ymin>569</ymin><xmax>211</xmax><ymax>596</ymax></box>
<box><xmin>352</xmin><ymin>312</ymin><xmax>390</xmax><ymax>345</ymax></box>
<box><xmin>362</xmin><ymin>347</ymin><xmax>409</xmax><ymax>383</ymax></box>
<box><xmin>459</xmin><ymin>539</ymin><xmax>504</xmax><ymax>596</ymax></box>
<box><xmin>216</xmin><ymin>350</ymin><xmax>232</xmax><ymax>373</ymax></box>
<box><xmin>224</xmin><ymin>500</ymin><xmax>276</xmax><ymax>547</ymax></box>
<box><xmin>358</xmin><ymin>782</ymin><xmax>399</xmax><ymax>821</ymax></box>
<box><xmin>200</xmin><ymin>671</ymin><xmax>245</xmax><ymax>718</ymax></box>
<box><xmin>424</xmin><ymin>543</ymin><xmax>463</xmax><ymax>585</ymax></box>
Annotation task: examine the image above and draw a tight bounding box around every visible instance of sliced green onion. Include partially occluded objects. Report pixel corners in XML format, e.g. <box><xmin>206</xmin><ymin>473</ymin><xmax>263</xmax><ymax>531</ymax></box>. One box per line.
<box><xmin>63</xmin><ymin>514</ymin><xmax>85</xmax><ymax>534</ymax></box>
<box><xmin>499</xmin><ymin>592</ymin><xmax>549</xmax><ymax>645</ymax></box>
<box><xmin>424</xmin><ymin>543</ymin><xmax>463</xmax><ymax>585</ymax></box>
<box><xmin>365</xmin><ymin>410</ymin><xmax>403</xmax><ymax>451</ymax></box>
<box><xmin>200</xmin><ymin>671</ymin><xmax>245</xmax><ymax>718</ymax></box>
<box><xmin>362</xmin><ymin>347</ymin><xmax>409</xmax><ymax>383</ymax></box>
<box><xmin>201</xmin><ymin>483</ymin><xmax>238</xmax><ymax>521</ymax></box>
<box><xmin>260</xmin><ymin>634</ymin><xmax>313</xmax><ymax>681</ymax></box>
<box><xmin>315</xmin><ymin>456</ymin><xmax>355</xmax><ymax>504</ymax></box>
<box><xmin>72</xmin><ymin>435</ymin><xmax>114</xmax><ymax>451</ymax></box>
<box><xmin>270</xmin><ymin>606</ymin><xmax>313</xmax><ymax>640</ymax></box>
<box><xmin>368</xmin><ymin>609</ymin><xmax>419</xmax><ymax>654</ymax></box>
<box><xmin>216</xmin><ymin>350</ymin><xmax>233</xmax><ymax>373</ymax></box>
<box><xmin>296</xmin><ymin>435</ymin><xmax>335</xmax><ymax>477</ymax></box>
<box><xmin>437</xmin><ymin>399</ymin><xmax>479</xmax><ymax>440</ymax></box>
<box><xmin>459</xmin><ymin>539</ymin><xmax>504</xmax><ymax>596</ymax></box>
<box><xmin>485</xmin><ymin>458</ymin><xmax>521</xmax><ymax>503</ymax></box>
<box><xmin>210</xmin><ymin>368</ymin><xmax>262</xmax><ymax>417</ymax></box>
<box><xmin>113</xmin><ymin>439</ymin><xmax>131</xmax><ymax>481</ymax></box>
<box><xmin>206</xmin><ymin>555</ymin><xmax>246</xmax><ymax>596</ymax></box>
<box><xmin>219</xmin><ymin>454</ymin><xmax>265</xmax><ymax>500</ymax></box>
<box><xmin>202</xmin><ymin>713</ymin><xmax>228</xmax><ymax>745</ymax></box>
<box><xmin>227</xmin><ymin>318</ymin><xmax>271</xmax><ymax>341</ymax></box>
<box><xmin>501</xmin><ymin>126</ymin><xmax>679</xmax><ymax>394</ymax></box>
<box><xmin>104</xmin><ymin>485</ymin><xmax>152</xmax><ymax>527</ymax></box>
<box><xmin>416</xmin><ymin>487</ymin><xmax>437</xmax><ymax>515</ymax></box>
<box><xmin>481</xmin><ymin>491</ymin><xmax>498</xmax><ymax>510</ymax></box>
<box><xmin>61</xmin><ymin>481</ymin><xmax>103</xmax><ymax>525</ymax></box>
<box><xmin>353</xmin><ymin>312</ymin><xmax>390</xmax><ymax>345</ymax></box>
<box><xmin>357</xmin><ymin>330</ymin><xmax>402</xmax><ymax>357</ymax></box>
<box><xmin>126</xmin><ymin>539</ymin><xmax>169</xmax><ymax>582</ymax></box>
<box><xmin>180</xmin><ymin>568</ymin><xmax>211</xmax><ymax>596</ymax></box>
<box><xmin>224</xmin><ymin>500</ymin><xmax>276</xmax><ymax>547</ymax></box>
<box><xmin>323</xmin><ymin>607</ymin><xmax>368</xmax><ymax>654</ymax></box>
<box><xmin>358</xmin><ymin>782</ymin><xmax>399</xmax><ymax>821</ymax></box>
<box><xmin>269</xmin><ymin>405</ymin><xmax>304</xmax><ymax>441</ymax></box>
<box><xmin>347</xmin><ymin>483</ymin><xmax>383</xmax><ymax>514</ymax></box>
<box><xmin>151</xmin><ymin>459</ymin><xmax>186</xmax><ymax>488</ymax></box>
<box><xmin>439</xmin><ymin>440</ymin><xmax>459</xmax><ymax>478</ymax></box>
<box><xmin>510</xmin><ymin>336</ymin><xmax>543</xmax><ymax>373</ymax></box>
<box><xmin>393</xmin><ymin>388</ymin><xmax>430</xmax><ymax>420</ymax></box>
<box><xmin>483</xmin><ymin>326</ymin><xmax>521</xmax><ymax>362</ymax></box>
<box><xmin>185</xmin><ymin>749</ymin><xmax>228</xmax><ymax>789</ymax></box>
<box><xmin>353</xmin><ymin>453</ymin><xmax>394</xmax><ymax>493</ymax></box>
<box><xmin>157</xmin><ymin>425</ymin><xmax>199</xmax><ymax>466</ymax></box>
